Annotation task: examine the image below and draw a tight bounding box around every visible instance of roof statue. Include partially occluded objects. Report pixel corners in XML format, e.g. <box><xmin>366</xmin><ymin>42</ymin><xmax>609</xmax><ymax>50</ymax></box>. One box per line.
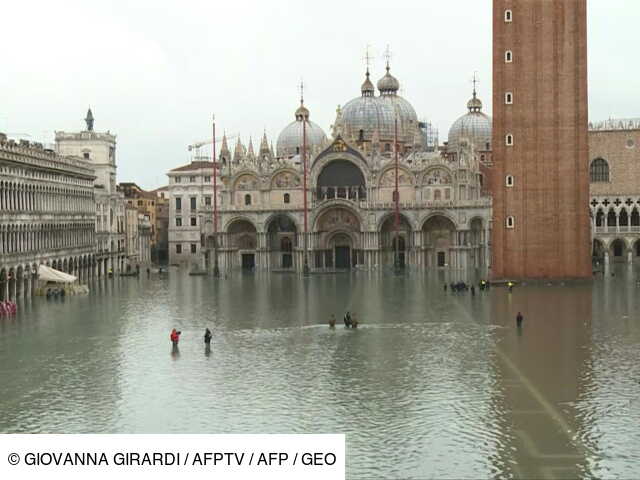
<box><xmin>85</xmin><ymin>108</ymin><xmax>94</xmax><ymax>131</ymax></box>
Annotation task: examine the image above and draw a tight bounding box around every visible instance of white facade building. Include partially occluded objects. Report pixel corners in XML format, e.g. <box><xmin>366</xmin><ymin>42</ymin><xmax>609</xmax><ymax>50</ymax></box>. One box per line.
<box><xmin>55</xmin><ymin>110</ymin><xmax>127</xmax><ymax>274</ymax></box>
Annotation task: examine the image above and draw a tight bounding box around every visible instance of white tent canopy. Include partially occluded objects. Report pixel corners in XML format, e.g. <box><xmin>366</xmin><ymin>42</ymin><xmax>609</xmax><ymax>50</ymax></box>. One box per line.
<box><xmin>37</xmin><ymin>265</ymin><xmax>77</xmax><ymax>283</ymax></box>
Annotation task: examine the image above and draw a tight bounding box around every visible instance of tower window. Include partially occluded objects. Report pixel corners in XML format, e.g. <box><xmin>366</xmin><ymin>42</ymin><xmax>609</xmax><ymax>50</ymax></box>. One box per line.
<box><xmin>505</xmin><ymin>50</ymin><xmax>513</xmax><ymax>63</ymax></box>
<box><xmin>506</xmin><ymin>175</ymin><xmax>514</xmax><ymax>187</ymax></box>
<box><xmin>283</xmin><ymin>193</ymin><xmax>290</xmax><ymax>204</ymax></box>
<box><xmin>506</xmin><ymin>216</ymin><xmax>515</xmax><ymax>228</ymax></box>
<box><xmin>505</xmin><ymin>9</ymin><xmax>512</xmax><ymax>22</ymax></box>
<box><xmin>244</xmin><ymin>194</ymin><xmax>251</xmax><ymax>206</ymax></box>
<box><xmin>505</xmin><ymin>92</ymin><xmax>513</xmax><ymax>104</ymax></box>
<box><xmin>505</xmin><ymin>134</ymin><xmax>514</xmax><ymax>146</ymax></box>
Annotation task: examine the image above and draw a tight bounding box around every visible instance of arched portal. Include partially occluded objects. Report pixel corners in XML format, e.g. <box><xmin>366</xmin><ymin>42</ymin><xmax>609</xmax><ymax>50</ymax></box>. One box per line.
<box><xmin>266</xmin><ymin>214</ymin><xmax>297</xmax><ymax>270</ymax></box>
<box><xmin>8</xmin><ymin>267</ymin><xmax>16</xmax><ymax>300</ymax></box>
<box><xmin>610</xmin><ymin>239</ymin><xmax>626</xmax><ymax>261</ymax></box>
<box><xmin>315</xmin><ymin>207</ymin><xmax>361</xmax><ymax>269</ymax></box>
<box><xmin>379</xmin><ymin>214</ymin><xmax>412</xmax><ymax>268</ymax></box>
<box><xmin>227</xmin><ymin>219</ymin><xmax>258</xmax><ymax>270</ymax></box>
<box><xmin>422</xmin><ymin>215</ymin><xmax>457</xmax><ymax>268</ymax></box>
<box><xmin>592</xmin><ymin>238</ymin><xmax>605</xmax><ymax>264</ymax></box>
<box><xmin>316</xmin><ymin>160</ymin><xmax>366</xmax><ymax>201</ymax></box>
<box><xmin>0</xmin><ymin>269</ymin><xmax>6</xmax><ymax>301</ymax></box>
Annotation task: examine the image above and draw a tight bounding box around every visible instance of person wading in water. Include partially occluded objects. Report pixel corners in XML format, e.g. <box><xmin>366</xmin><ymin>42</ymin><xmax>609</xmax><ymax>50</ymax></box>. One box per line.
<box><xmin>516</xmin><ymin>312</ymin><xmax>523</xmax><ymax>328</ymax></box>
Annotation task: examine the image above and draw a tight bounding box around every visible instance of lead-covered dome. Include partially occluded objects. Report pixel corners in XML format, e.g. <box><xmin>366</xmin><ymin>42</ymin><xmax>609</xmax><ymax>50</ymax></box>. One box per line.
<box><xmin>448</xmin><ymin>91</ymin><xmax>492</xmax><ymax>151</ymax></box>
<box><xmin>277</xmin><ymin>101</ymin><xmax>327</xmax><ymax>158</ymax></box>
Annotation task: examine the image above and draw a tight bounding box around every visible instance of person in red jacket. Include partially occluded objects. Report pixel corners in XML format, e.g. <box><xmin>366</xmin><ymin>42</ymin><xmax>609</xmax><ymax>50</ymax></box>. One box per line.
<box><xmin>170</xmin><ymin>328</ymin><xmax>181</xmax><ymax>347</ymax></box>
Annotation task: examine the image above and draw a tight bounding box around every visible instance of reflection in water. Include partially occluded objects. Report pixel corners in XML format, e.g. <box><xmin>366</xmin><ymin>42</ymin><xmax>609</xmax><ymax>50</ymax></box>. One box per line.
<box><xmin>0</xmin><ymin>266</ymin><xmax>639</xmax><ymax>478</ymax></box>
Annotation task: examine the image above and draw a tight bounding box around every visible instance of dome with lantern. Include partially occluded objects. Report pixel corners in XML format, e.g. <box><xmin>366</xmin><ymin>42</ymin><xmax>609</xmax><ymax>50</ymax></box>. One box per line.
<box><xmin>447</xmin><ymin>88</ymin><xmax>492</xmax><ymax>152</ymax></box>
<box><xmin>276</xmin><ymin>100</ymin><xmax>328</xmax><ymax>158</ymax></box>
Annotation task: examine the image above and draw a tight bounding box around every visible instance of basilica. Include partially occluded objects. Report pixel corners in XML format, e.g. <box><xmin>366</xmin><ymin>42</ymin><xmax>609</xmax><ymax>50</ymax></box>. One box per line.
<box><xmin>167</xmin><ymin>63</ymin><xmax>493</xmax><ymax>272</ymax></box>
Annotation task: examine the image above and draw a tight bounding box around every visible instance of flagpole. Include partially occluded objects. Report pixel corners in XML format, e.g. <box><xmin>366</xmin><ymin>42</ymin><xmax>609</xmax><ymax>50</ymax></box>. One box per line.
<box><xmin>303</xmin><ymin>108</ymin><xmax>310</xmax><ymax>276</ymax></box>
<box><xmin>394</xmin><ymin>115</ymin><xmax>400</xmax><ymax>272</ymax></box>
<box><xmin>212</xmin><ymin>114</ymin><xmax>220</xmax><ymax>277</ymax></box>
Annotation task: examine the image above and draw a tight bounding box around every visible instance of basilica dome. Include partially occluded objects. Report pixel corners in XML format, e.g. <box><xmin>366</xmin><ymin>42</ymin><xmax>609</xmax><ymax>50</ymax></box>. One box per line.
<box><xmin>447</xmin><ymin>91</ymin><xmax>492</xmax><ymax>151</ymax></box>
<box><xmin>276</xmin><ymin>102</ymin><xmax>327</xmax><ymax>158</ymax></box>
<box><xmin>340</xmin><ymin>68</ymin><xmax>420</xmax><ymax>143</ymax></box>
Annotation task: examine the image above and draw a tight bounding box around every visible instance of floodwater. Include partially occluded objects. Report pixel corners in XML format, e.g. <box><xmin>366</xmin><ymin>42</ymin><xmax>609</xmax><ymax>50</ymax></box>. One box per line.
<box><xmin>0</xmin><ymin>266</ymin><xmax>639</xmax><ymax>479</ymax></box>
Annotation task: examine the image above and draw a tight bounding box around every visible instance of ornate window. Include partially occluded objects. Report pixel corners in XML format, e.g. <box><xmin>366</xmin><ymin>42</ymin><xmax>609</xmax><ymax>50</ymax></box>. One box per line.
<box><xmin>244</xmin><ymin>194</ymin><xmax>251</xmax><ymax>206</ymax></box>
<box><xmin>590</xmin><ymin>158</ymin><xmax>609</xmax><ymax>182</ymax></box>
<box><xmin>283</xmin><ymin>193</ymin><xmax>290</xmax><ymax>204</ymax></box>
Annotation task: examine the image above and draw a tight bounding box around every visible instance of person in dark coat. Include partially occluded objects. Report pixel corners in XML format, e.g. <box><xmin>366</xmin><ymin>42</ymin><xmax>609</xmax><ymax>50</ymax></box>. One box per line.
<box><xmin>204</xmin><ymin>328</ymin><xmax>212</xmax><ymax>345</ymax></box>
<box><xmin>516</xmin><ymin>312</ymin><xmax>523</xmax><ymax>328</ymax></box>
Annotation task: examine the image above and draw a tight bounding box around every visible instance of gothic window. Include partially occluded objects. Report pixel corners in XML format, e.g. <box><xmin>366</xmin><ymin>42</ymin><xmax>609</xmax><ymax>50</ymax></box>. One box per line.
<box><xmin>244</xmin><ymin>194</ymin><xmax>251</xmax><ymax>206</ymax></box>
<box><xmin>590</xmin><ymin>158</ymin><xmax>609</xmax><ymax>182</ymax></box>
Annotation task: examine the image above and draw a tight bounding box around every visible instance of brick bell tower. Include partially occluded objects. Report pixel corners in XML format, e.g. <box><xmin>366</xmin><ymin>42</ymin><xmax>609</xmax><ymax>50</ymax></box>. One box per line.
<box><xmin>491</xmin><ymin>0</ymin><xmax>592</xmax><ymax>279</ymax></box>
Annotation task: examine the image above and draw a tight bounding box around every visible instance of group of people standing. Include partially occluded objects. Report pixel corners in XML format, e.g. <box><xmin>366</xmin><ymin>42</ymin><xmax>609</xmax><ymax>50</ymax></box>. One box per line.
<box><xmin>328</xmin><ymin>311</ymin><xmax>359</xmax><ymax>328</ymax></box>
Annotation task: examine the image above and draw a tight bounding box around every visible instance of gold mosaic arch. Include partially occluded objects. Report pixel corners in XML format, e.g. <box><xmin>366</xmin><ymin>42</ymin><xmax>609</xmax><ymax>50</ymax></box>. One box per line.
<box><xmin>270</xmin><ymin>171</ymin><xmax>301</xmax><ymax>189</ymax></box>
<box><xmin>314</xmin><ymin>206</ymin><xmax>361</xmax><ymax>233</ymax></box>
<box><xmin>378</xmin><ymin>167</ymin><xmax>414</xmax><ymax>187</ymax></box>
<box><xmin>233</xmin><ymin>173</ymin><xmax>259</xmax><ymax>191</ymax></box>
<box><xmin>422</xmin><ymin>167</ymin><xmax>453</xmax><ymax>186</ymax></box>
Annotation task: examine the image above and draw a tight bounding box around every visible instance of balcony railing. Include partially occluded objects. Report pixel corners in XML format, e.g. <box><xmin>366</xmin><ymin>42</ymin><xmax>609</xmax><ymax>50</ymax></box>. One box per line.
<box><xmin>594</xmin><ymin>225</ymin><xmax>640</xmax><ymax>234</ymax></box>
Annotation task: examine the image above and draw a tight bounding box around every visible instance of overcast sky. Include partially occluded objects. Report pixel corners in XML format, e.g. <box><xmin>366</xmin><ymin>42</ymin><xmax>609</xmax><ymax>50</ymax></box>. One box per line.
<box><xmin>1</xmin><ymin>0</ymin><xmax>638</xmax><ymax>190</ymax></box>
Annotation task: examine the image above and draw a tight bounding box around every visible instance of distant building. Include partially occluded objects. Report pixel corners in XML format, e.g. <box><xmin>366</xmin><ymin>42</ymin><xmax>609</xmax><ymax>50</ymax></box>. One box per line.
<box><xmin>152</xmin><ymin>186</ymin><xmax>169</xmax><ymax>264</ymax></box>
<box><xmin>0</xmin><ymin>133</ymin><xmax>96</xmax><ymax>300</ymax></box>
<box><xmin>166</xmin><ymin>163</ymin><xmax>214</xmax><ymax>267</ymax></box>
<box><xmin>588</xmin><ymin>118</ymin><xmax>640</xmax><ymax>269</ymax></box>
<box><xmin>55</xmin><ymin>110</ymin><xmax>127</xmax><ymax>274</ymax></box>
<box><xmin>119</xmin><ymin>182</ymin><xmax>159</xmax><ymax>259</ymax></box>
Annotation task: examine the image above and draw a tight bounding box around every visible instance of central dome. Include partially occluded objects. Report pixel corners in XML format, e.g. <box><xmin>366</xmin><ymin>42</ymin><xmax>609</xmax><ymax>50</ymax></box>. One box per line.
<box><xmin>276</xmin><ymin>101</ymin><xmax>327</xmax><ymax>158</ymax></box>
<box><xmin>339</xmin><ymin>67</ymin><xmax>419</xmax><ymax>144</ymax></box>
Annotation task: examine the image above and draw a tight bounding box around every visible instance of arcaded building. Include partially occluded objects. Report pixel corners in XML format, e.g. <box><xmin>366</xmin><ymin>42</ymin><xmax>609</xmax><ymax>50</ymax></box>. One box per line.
<box><xmin>589</xmin><ymin>118</ymin><xmax>640</xmax><ymax>268</ymax></box>
<box><xmin>0</xmin><ymin>134</ymin><xmax>96</xmax><ymax>300</ymax></box>
<box><xmin>491</xmin><ymin>0</ymin><xmax>592</xmax><ymax>279</ymax></box>
<box><xmin>169</xmin><ymin>65</ymin><xmax>493</xmax><ymax>272</ymax></box>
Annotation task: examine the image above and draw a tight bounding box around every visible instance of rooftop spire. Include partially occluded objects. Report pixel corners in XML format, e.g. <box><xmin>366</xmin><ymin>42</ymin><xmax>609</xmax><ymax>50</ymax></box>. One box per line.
<box><xmin>467</xmin><ymin>72</ymin><xmax>483</xmax><ymax>112</ymax></box>
<box><xmin>85</xmin><ymin>108</ymin><xmax>94</xmax><ymax>131</ymax></box>
<box><xmin>361</xmin><ymin>45</ymin><xmax>375</xmax><ymax>97</ymax></box>
<box><xmin>295</xmin><ymin>80</ymin><xmax>310</xmax><ymax>121</ymax></box>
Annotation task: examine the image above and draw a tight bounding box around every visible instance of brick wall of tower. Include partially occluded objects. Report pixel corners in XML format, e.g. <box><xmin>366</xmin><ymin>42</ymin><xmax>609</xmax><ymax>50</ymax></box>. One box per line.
<box><xmin>491</xmin><ymin>0</ymin><xmax>591</xmax><ymax>279</ymax></box>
